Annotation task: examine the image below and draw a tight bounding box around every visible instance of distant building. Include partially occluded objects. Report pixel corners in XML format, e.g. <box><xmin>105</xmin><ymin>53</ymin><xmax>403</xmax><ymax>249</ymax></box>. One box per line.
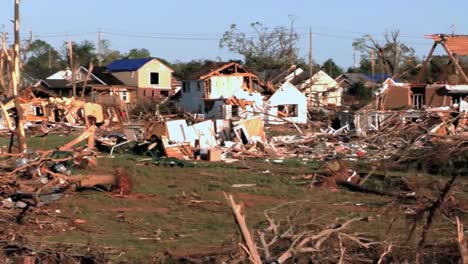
<box><xmin>335</xmin><ymin>73</ymin><xmax>391</xmax><ymax>90</ymax></box>
<box><xmin>106</xmin><ymin>58</ymin><xmax>175</xmax><ymax>101</ymax></box>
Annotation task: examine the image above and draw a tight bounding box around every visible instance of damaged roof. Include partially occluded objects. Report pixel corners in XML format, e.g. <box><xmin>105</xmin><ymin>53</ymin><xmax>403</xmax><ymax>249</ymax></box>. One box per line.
<box><xmin>91</xmin><ymin>66</ymin><xmax>124</xmax><ymax>85</ymax></box>
<box><xmin>428</xmin><ymin>34</ymin><xmax>468</xmax><ymax>55</ymax></box>
<box><xmin>184</xmin><ymin>62</ymin><xmax>258</xmax><ymax>80</ymax></box>
<box><xmin>337</xmin><ymin>73</ymin><xmax>392</xmax><ymax>85</ymax></box>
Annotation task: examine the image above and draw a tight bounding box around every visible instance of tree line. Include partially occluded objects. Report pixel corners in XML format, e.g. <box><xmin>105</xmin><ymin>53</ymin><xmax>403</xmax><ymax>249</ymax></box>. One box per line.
<box><xmin>17</xmin><ymin>24</ymin><xmax>468</xmax><ymax>84</ymax></box>
<box><xmin>22</xmin><ymin>39</ymin><xmax>152</xmax><ymax>79</ymax></box>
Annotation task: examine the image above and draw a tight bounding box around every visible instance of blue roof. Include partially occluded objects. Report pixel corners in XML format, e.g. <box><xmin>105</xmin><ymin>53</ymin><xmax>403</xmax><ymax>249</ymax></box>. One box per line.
<box><xmin>106</xmin><ymin>58</ymin><xmax>153</xmax><ymax>72</ymax></box>
<box><xmin>364</xmin><ymin>73</ymin><xmax>392</xmax><ymax>83</ymax></box>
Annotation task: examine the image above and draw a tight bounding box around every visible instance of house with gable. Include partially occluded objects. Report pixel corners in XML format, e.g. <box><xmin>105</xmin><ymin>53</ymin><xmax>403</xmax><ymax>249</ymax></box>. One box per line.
<box><xmin>36</xmin><ymin>66</ymin><xmax>110</xmax><ymax>97</ymax></box>
<box><xmin>297</xmin><ymin>70</ymin><xmax>343</xmax><ymax>107</ymax></box>
<box><xmin>106</xmin><ymin>57</ymin><xmax>175</xmax><ymax>100</ymax></box>
<box><xmin>265</xmin><ymin>81</ymin><xmax>308</xmax><ymax>124</ymax></box>
<box><xmin>179</xmin><ymin>62</ymin><xmax>271</xmax><ymax>119</ymax></box>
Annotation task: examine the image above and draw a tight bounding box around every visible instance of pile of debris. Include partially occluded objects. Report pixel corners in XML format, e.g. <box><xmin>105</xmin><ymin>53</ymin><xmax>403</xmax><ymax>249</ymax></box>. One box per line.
<box><xmin>0</xmin><ymin>88</ymin><xmax>128</xmax><ymax>138</ymax></box>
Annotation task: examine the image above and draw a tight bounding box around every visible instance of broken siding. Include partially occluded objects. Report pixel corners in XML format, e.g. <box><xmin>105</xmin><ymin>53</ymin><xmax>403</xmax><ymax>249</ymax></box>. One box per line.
<box><xmin>180</xmin><ymin>80</ymin><xmax>206</xmax><ymax>113</ymax></box>
<box><xmin>301</xmin><ymin>71</ymin><xmax>342</xmax><ymax>106</ymax></box>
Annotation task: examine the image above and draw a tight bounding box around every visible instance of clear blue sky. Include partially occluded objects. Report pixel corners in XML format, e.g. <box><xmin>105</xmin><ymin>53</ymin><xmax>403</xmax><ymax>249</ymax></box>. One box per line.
<box><xmin>1</xmin><ymin>0</ymin><xmax>466</xmax><ymax>68</ymax></box>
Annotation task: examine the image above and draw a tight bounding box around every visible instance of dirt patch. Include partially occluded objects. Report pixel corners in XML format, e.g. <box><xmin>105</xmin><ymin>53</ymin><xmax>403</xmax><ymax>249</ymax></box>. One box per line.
<box><xmin>167</xmin><ymin>246</ymin><xmax>235</xmax><ymax>261</ymax></box>
<box><xmin>234</xmin><ymin>193</ymin><xmax>285</xmax><ymax>208</ymax></box>
<box><xmin>112</xmin><ymin>193</ymin><xmax>160</xmax><ymax>200</ymax></box>
<box><xmin>111</xmin><ymin>206</ymin><xmax>169</xmax><ymax>214</ymax></box>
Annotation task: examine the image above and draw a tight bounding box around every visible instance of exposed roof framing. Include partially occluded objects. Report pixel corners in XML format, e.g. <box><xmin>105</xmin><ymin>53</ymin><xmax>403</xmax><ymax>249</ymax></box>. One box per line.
<box><xmin>417</xmin><ymin>34</ymin><xmax>468</xmax><ymax>83</ymax></box>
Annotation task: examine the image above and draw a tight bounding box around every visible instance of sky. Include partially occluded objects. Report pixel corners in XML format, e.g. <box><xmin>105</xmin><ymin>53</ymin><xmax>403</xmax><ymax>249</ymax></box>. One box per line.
<box><xmin>0</xmin><ymin>0</ymin><xmax>467</xmax><ymax>69</ymax></box>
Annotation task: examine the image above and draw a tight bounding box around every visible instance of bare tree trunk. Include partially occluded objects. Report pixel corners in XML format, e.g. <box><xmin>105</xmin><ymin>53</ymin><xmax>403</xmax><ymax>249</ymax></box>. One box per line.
<box><xmin>13</xmin><ymin>0</ymin><xmax>20</xmax><ymax>96</ymax></box>
<box><xmin>14</xmin><ymin>97</ymin><xmax>26</xmax><ymax>152</ymax></box>
<box><xmin>67</xmin><ymin>41</ymin><xmax>76</xmax><ymax>97</ymax></box>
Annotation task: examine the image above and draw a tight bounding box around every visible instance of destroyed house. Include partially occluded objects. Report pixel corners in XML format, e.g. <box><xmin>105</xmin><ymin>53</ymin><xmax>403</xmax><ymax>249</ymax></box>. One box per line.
<box><xmin>90</xmin><ymin>66</ymin><xmax>137</xmax><ymax>104</ymax></box>
<box><xmin>265</xmin><ymin>82</ymin><xmax>308</xmax><ymax>124</ymax></box>
<box><xmin>380</xmin><ymin>34</ymin><xmax>468</xmax><ymax>111</ymax></box>
<box><xmin>298</xmin><ymin>70</ymin><xmax>343</xmax><ymax>107</ymax></box>
<box><xmin>106</xmin><ymin>57</ymin><xmax>175</xmax><ymax>100</ymax></box>
<box><xmin>179</xmin><ymin>62</ymin><xmax>269</xmax><ymax>119</ymax></box>
<box><xmin>380</xmin><ymin>83</ymin><xmax>468</xmax><ymax>111</ymax></box>
<box><xmin>35</xmin><ymin>66</ymin><xmax>137</xmax><ymax>104</ymax></box>
<box><xmin>36</xmin><ymin>66</ymin><xmax>108</xmax><ymax>97</ymax></box>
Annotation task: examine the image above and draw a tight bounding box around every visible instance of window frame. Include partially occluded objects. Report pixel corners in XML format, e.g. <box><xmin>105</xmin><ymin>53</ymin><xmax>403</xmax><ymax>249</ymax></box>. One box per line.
<box><xmin>150</xmin><ymin>72</ymin><xmax>160</xmax><ymax>85</ymax></box>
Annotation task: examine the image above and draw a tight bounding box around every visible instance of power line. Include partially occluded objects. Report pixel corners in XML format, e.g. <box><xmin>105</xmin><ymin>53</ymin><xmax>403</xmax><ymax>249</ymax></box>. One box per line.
<box><xmin>101</xmin><ymin>31</ymin><xmax>219</xmax><ymax>41</ymax></box>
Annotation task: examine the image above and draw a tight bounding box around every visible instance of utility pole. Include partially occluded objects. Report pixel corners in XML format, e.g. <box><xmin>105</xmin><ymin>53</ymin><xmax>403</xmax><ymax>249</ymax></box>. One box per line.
<box><xmin>97</xmin><ymin>30</ymin><xmax>102</xmax><ymax>66</ymax></box>
<box><xmin>13</xmin><ymin>0</ymin><xmax>26</xmax><ymax>152</ymax></box>
<box><xmin>308</xmin><ymin>28</ymin><xmax>313</xmax><ymax>109</ymax></box>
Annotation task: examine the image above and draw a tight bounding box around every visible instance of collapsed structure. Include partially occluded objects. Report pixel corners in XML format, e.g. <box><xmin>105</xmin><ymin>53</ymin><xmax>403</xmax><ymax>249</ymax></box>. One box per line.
<box><xmin>179</xmin><ymin>62</ymin><xmax>270</xmax><ymax>119</ymax></box>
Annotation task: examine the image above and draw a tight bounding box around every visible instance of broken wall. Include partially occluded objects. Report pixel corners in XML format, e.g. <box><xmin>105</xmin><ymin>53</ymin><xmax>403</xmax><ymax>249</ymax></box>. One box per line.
<box><xmin>266</xmin><ymin>82</ymin><xmax>308</xmax><ymax>124</ymax></box>
<box><xmin>165</xmin><ymin>120</ymin><xmax>196</xmax><ymax>145</ymax></box>
<box><xmin>383</xmin><ymin>85</ymin><xmax>411</xmax><ymax>110</ymax></box>
<box><xmin>425</xmin><ymin>85</ymin><xmax>447</xmax><ymax>107</ymax></box>
<box><xmin>189</xmin><ymin>120</ymin><xmax>217</xmax><ymax>148</ymax></box>
<box><xmin>233</xmin><ymin>116</ymin><xmax>266</xmax><ymax>143</ymax></box>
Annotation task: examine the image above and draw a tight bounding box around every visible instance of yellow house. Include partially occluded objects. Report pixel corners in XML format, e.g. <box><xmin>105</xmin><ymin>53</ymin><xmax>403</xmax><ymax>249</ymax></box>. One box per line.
<box><xmin>107</xmin><ymin>58</ymin><xmax>174</xmax><ymax>99</ymax></box>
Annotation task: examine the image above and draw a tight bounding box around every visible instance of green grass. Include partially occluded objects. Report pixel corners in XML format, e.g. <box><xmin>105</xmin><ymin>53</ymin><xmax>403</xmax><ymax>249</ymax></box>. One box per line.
<box><xmin>0</xmin><ymin>134</ymin><xmax>80</xmax><ymax>150</ymax></box>
<box><xmin>6</xmin><ymin>135</ymin><xmax>466</xmax><ymax>262</ymax></box>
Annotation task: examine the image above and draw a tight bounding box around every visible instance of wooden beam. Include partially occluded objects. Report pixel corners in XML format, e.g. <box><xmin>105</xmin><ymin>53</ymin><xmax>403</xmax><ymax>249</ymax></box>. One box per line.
<box><xmin>59</xmin><ymin>126</ymin><xmax>93</xmax><ymax>151</ymax></box>
<box><xmin>440</xmin><ymin>42</ymin><xmax>468</xmax><ymax>83</ymax></box>
<box><xmin>0</xmin><ymin>101</ymin><xmax>13</xmax><ymax>131</ymax></box>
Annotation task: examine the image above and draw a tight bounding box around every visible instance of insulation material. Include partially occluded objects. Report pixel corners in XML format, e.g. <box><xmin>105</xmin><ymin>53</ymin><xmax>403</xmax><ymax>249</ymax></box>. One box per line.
<box><xmin>383</xmin><ymin>85</ymin><xmax>411</xmax><ymax>109</ymax></box>
<box><xmin>84</xmin><ymin>103</ymin><xmax>104</xmax><ymax>123</ymax></box>
<box><xmin>209</xmin><ymin>76</ymin><xmax>243</xmax><ymax>99</ymax></box>
<box><xmin>233</xmin><ymin>116</ymin><xmax>266</xmax><ymax>143</ymax></box>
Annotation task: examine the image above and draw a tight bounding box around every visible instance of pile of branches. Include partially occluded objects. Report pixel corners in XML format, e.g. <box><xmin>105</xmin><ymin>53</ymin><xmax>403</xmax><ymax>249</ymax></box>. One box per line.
<box><xmin>224</xmin><ymin>194</ymin><xmax>394</xmax><ymax>264</ymax></box>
